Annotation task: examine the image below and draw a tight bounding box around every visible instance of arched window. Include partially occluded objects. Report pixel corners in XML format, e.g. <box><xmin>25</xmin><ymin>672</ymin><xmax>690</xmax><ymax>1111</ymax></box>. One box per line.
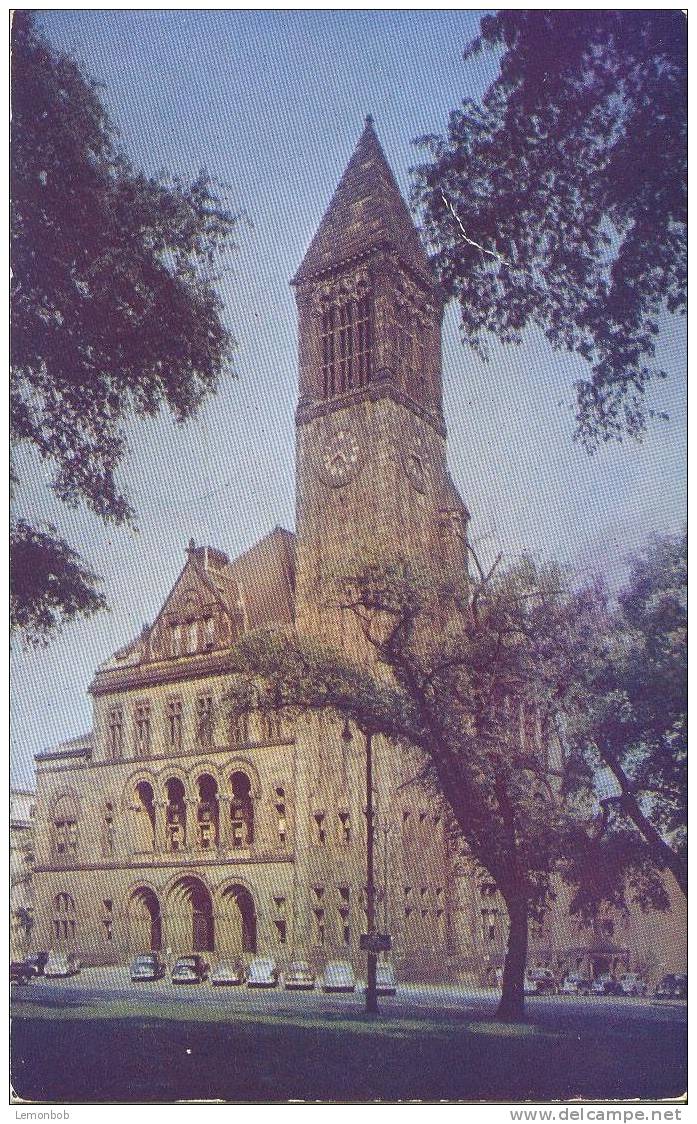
<box><xmin>165</xmin><ymin>778</ymin><xmax>186</xmax><ymax>852</ymax></box>
<box><xmin>52</xmin><ymin>892</ymin><xmax>77</xmax><ymax>943</ymax></box>
<box><xmin>275</xmin><ymin>786</ymin><xmax>288</xmax><ymax>847</ymax></box>
<box><xmin>196</xmin><ymin>774</ymin><xmax>219</xmax><ymax>850</ymax></box>
<box><xmin>102</xmin><ymin>800</ymin><xmax>115</xmax><ymax>857</ymax></box>
<box><xmin>196</xmin><ymin>695</ymin><xmax>214</xmax><ymax>746</ymax></box>
<box><xmin>166</xmin><ymin>698</ymin><xmax>183</xmax><ymax>751</ymax></box>
<box><xmin>230</xmin><ymin>772</ymin><xmax>254</xmax><ymax>848</ymax></box>
<box><xmin>134</xmin><ymin>702</ymin><xmax>151</xmax><ymax>758</ymax></box>
<box><xmin>133</xmin><ymin>781</ymin><xmax>156</xmax><ymax>853</ymax></box>
<box><xmin>107</xmin><ymin>707</ymin><xmax>123</xmax><ymax>760</ymax></box>
<box><xmin>52</xmin><ymin>796</ymin><xmax>79</xmax><ymax>860</ymax></box>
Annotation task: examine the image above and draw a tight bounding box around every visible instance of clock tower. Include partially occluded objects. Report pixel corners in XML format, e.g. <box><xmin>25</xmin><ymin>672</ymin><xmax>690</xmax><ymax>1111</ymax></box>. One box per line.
<box><xmin>292</xmin><ymin>116</ymin><xmax>468</xmax><ymax>640</ymax></box>
<box><xmin>289</xmin><ymin>120</ymin><xmax>469</xmax><ymax>971</ymax></box>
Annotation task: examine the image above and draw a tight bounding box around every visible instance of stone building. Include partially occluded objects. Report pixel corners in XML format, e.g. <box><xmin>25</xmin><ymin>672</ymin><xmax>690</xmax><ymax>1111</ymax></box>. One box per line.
<box><xmin>31</xmin><ymin>120</ymin><xmax>685</xmax><ymax>981</ymax></box>
<box><xmin>11</xmin><ymin>788</ymin><xmax>36</xmax><ymax>958</ymax></box>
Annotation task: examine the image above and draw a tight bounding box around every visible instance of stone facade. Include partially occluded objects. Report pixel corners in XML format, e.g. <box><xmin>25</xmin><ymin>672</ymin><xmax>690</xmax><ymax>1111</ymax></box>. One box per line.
<box><xmin>11</xmin><ymin>788</ymin><xmax>36</xmax><ymax>958</ymax></box>
<box><xmin>31</xmin><ymin>120</ymin><xmax>685</xmax><ymax>983</ymax></box>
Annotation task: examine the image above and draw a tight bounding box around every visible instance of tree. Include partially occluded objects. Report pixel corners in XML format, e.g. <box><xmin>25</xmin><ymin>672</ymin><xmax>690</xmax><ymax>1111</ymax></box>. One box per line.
<box><xmin>11</xmin><ymin>11</ymin><xmax>239</xmax><ymax>643</ymax></box>
<box><xmin>228</xmin><ymin>555</ymin><xmax>663</xmax><ymax>1021</ymax></box>
<box><xmin>576</xmin><ymin>532</ymin><xmax>686</xmax><ymax>896</ymax></box>
<box><xmin>412</xmin><ymin>11</ymin><xmax>686</xmax><ymax>448</ymax></box>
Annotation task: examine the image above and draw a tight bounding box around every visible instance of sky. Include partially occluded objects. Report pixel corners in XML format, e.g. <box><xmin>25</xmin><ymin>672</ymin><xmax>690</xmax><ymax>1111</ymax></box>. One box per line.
<box><xmin>11</xmin><ymin>10</ymin><xmax>686</xmax><ymax>788</ymax></box>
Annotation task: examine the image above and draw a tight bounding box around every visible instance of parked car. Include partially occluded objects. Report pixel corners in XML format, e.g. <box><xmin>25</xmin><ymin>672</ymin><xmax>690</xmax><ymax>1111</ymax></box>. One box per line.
<box><xmin>654</xmin><ymin>973</ymin><xmax>687</xmax><ymax>1000</ymax></box>
<box><xmin>283</xmin><ymin>961</ymin><xmax>316</xmax><ymax>990</ymax></box>
<box><xmin>322</xmin><ymin>961</ymin><xmax>356</xmax><ymax>993</ymax></box>
<box><xmin>44</xmin><ymin>951</ymin><xmax>81</xmax><ymax>978</ymax></box>
<box><xmin>617</xmin><ymin>972</ymin><xmax>648</xmax><ymax>997</ymax></box>
<box><xmin>374</xmin><ymin>962</ymin><xmax>397</xmax><ymax>997</ymax></box>
<box><xmin>25</xmin><ymin>951</ymin><xmax>49</xmax><ymax>978</ymax></box>
<box><xmin>590</xmin><ymin>974</ymin><xmax>623</xmax><ymax>996</ymax></box>
<box><xmin>560</xmin><ymin>974</ymin><xmax>591</xmax><ymax>996</ymax></box>
<box><xmin>210</xmin><ymin>958</ymin><xmax>246</xmax><ymax>987</ymax></box>
<box><xmin>171</xmin><ymin>955</ymin><xmax>208</xmax><ymax>984</ymax></box>
<box><xmin>130</xmin><ymin>953</ymin><xmax>165</xmax><ymax>982</ymax></box>
<box><xmin>524</xmin><ymin>968</ymin><xmax>557</xmax><ymax>995</ymax></box>
<box><xmin>247</xmin><ymin>958</ymin><xmax>279</xmax><ymax>988</ymax></box>
<box><xmin>10</xmin><ymin>961</ymin><xmax>30</xmax><ymax>985</ymax></box>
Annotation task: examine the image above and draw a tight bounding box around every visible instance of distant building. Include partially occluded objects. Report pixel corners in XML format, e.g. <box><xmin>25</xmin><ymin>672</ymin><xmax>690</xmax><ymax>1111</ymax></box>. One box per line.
<box><xmin>30</xmin><ymin>121</ymin><xmax>685</xmax><ymax>982</ymax></box>
<box><xmin>11</xmin><ymin>788</ymin><xmax>36</xmax><ymax>958</ymax></box>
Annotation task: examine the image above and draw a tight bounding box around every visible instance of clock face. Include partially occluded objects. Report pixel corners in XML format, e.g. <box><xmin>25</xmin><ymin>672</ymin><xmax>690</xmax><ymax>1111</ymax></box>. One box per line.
<box><xmin>318</xmin><ymin>427</ymin><xmax>362</xmax><ymax>487</ymax></box>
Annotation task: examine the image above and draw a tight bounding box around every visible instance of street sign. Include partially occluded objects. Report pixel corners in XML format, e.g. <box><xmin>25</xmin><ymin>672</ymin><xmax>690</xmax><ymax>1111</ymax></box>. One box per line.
<box><xmin>360</xmin><ymin>933</ymin><xmax>392</xmax><ymax>953</ymax></box>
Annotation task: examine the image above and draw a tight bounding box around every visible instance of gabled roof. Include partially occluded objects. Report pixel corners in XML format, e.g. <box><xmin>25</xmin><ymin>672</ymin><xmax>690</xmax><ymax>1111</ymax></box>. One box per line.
<box><xmin>226</xmin><ymin>526</ymin><xmax>295</xmax><ymax>630</ymax></box>
<box><xmin>95</xmin><ymin>527</ymin><xmax>296</xmax><ymax>679</ymax></box>
<box><xmin>293</xmin><ymin>117</ymin><xmax>432</xmax><ymax>285</ymax></box>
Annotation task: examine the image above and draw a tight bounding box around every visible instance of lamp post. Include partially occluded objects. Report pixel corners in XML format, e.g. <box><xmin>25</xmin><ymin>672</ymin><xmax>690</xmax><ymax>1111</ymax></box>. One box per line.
<box><xmin>342</xmin><ymin>719</ymin><xmax>379</xmax><ymax>1015</ymax></box>
<box><xmin>365</xmin><ymin>729</ymin><xmax>378</xmax><ymax>1014</ymax></box>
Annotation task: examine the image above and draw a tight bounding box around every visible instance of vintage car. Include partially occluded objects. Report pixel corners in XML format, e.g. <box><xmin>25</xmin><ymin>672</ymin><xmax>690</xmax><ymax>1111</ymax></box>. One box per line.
<box><xmin>590</xmin><ymin>974</ymin><xmax>623</xmax><ymax>996</ymax></box>
<box><xmin>171</xmin><ymin>955</ymin><xmax>208</xmax><ymax>984</ymax></box>
<box><xmin>559</xmin><ymin>974</ymin><xmax>591</xmax><ymax>996</ymax></box>
<box><xmin>617</xmin><ymin>972</ymin><xmax>648</xmax><ymax>997</ymax></box>
<box><xmin>374</xmin><ymin>962</ymin><xmax>397</xmax><ymax>997</ymax></box>
<box><xmin>524</xmin><ymin>968</ymin><xmax>557</xmax><ymax>995</ymax></box>
<box><xmin>654</xmin><ymin>973</ymin><xmax>687</xmax><ymax>1000</ymax></box>
<box><xmin>210</xmin><ymin>959</ymin><xmax>246</xmax><ymax>986</ymax></box>
<box><xmin>321</xmin><ymin>961</ymin><xmax>356</xmax><ymax>994</ymax></box>
<box><xmin>246</xmin><ymin>958</ymin><xmax>279</xmax><ymax>988</ymax></box>
<box><xmin>283</xmin><ymin>961</ymin><xmax>316</xmax><ymax>991</ymax></box>
<box><xmin>44</xmin><ymin>951</ymin><xmax>81</xmax><ymax>978</ymax></box>
<box><xmin>130</xmin><ymin>953</ymin><xmax>166</xmax><ymax>982</ymax></box>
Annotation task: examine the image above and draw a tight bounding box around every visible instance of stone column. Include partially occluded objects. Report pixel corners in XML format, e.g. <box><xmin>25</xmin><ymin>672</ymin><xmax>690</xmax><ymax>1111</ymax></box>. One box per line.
<box><xmin>185</xmin><ymin>798</ymin><xmax>198</xmax><ymax>851</ymax></box>
<box><xmin>218</xmin><ymin>795</ymin><xmax>233</xmax><ymax>854</ymax></box>
<box><xmin>154</xmin><ymin>801</ymin><xmax>168</xmax><ymax>854</ymax></box>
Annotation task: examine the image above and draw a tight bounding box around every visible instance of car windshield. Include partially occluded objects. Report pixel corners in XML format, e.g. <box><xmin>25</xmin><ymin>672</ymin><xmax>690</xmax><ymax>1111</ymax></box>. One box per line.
<box><xmin>176</xmin><ymin>959</ymin><xmax>197</xmax><ymax>968</ymax></box>
<box><xmin>290</xmin><ymin>963</ymin><xmax>311</xmax><ymax>973</ymax></box>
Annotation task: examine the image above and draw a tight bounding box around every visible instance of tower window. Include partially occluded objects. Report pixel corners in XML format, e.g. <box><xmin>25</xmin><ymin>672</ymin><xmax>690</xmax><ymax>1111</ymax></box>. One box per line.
<box><xmin>338</xmin><ymin>303</ymin><xmax>353</xmax><ymax>391</ymax></box>
<box><xmin>320</xmin><ymin>296</ymin><xmax>372</xmax><ymax>399</ymax></box>
<box><xmin>321</xmin><ymin>306</ymin><xmax>336</xmax><ymax>398</ymax></box>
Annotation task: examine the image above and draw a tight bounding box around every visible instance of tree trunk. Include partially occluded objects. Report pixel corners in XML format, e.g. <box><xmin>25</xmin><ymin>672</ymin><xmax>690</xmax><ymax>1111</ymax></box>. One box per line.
<box><xmin>496</xmin><ymin>896</ymin><xmax>528</xmax><ymax>1022</ymax></box>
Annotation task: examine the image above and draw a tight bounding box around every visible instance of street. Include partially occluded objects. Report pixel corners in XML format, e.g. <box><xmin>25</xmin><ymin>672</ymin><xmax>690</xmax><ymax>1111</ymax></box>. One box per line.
<box><xmin>11</xmin><ymin>969</ymin><xmax>687</xmax><ymax>1103</ymax></box>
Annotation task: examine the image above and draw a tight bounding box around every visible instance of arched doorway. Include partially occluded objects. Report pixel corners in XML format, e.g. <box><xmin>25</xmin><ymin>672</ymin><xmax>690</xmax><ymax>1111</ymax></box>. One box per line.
<box><xmin>128</xmin><ymin>886</ymin><xmax>162</xmax><ymax>952</ymax></box>
<box><xmin>218</xmin><ymin>884</ymin><xmax>257</xmax><ymax>955</ymax></box>
<box><xmin>166</xmin><ymin>876</ymin><xmax>214</xmax><ymax>953</ymax></box>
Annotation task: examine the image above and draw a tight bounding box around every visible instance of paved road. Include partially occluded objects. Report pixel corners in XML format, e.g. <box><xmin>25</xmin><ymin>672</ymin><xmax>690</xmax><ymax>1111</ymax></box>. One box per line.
<box><xmin>11</xmin><ymin>966</ymin><xmax>687</xmax><ymax>1027</ymax></box>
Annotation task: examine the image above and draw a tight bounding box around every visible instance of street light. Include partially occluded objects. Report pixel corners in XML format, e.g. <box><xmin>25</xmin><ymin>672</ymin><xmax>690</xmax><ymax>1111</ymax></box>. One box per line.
<box><xmin>341</xmin><ymin>718</ymin><xmax>379</xmax><ymax>1015</ymax></box>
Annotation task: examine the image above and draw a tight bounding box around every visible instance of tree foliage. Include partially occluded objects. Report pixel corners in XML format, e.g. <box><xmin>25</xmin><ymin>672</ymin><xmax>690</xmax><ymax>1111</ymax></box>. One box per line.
<box><xmin>10</xmin><ymin>11</ymin><xmax>239</xmax><ymax>643</ymax></box>
<box><xmin>574</xmin><ymin>532</ymin><xmax>686</xmax><ymax>896</ymax></box>
<box><xmin>229</xmin><ymin>554</ymin><xmax>670</xmax><ymax>1020</ymax></box>
<box><xmin>412</xmin><ymin>11</ymin><xmax>686</xmax><ymax>447</ymax></box>
<box><xmin>10</xmin><ymin>519</ymin><xmax>107</xmax><ymax>644</ymax></box>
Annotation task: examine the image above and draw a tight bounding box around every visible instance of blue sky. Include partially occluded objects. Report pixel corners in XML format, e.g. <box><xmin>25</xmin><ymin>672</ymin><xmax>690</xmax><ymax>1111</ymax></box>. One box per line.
<box><xmin>11</xmin><ymin>10</ymin><xmax>686</xmax><ymax>787</ymax></box>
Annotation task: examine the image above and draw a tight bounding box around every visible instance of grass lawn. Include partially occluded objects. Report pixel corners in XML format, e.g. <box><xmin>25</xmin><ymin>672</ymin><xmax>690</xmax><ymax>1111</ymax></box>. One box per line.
<box><xmin>10</xmin><ymin>997</ymin><xmax>686</xmax><ymax>1103</ymax></box>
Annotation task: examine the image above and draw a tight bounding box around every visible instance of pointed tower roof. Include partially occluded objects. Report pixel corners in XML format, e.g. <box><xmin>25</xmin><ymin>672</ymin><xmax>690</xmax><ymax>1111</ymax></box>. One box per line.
<box><xmin>293</xmin><ymin>117</ymin><xmax>432</xmax><ymax>285</ymax></box>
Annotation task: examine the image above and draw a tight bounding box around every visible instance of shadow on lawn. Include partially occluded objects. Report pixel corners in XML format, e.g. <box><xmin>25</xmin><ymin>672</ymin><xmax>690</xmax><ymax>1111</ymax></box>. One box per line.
<box><xmin>11</xmin><ymin>1012</ymin><xmax>687</xmax><ymax>1104</ymax></box>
